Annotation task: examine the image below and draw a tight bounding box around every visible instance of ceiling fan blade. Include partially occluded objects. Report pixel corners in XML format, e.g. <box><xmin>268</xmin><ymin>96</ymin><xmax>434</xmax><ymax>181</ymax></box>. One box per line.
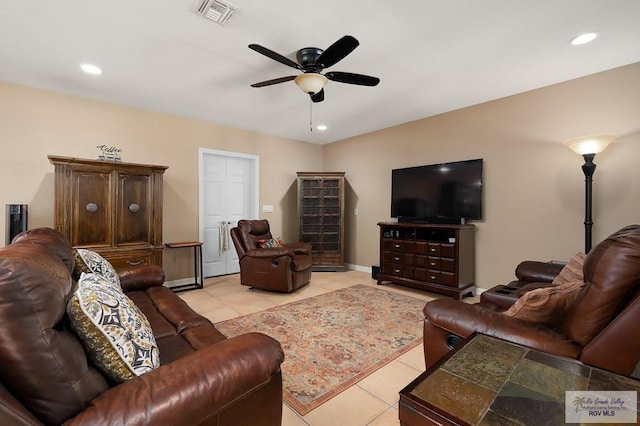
<box><xmin>325</xmin><ymin>71</ymin><xmax>380</xmax><ymax>86</ymax></box>
<box><xmin>248</xmin><ymin>44</ymin><xmax>302</xmax><ymax>70</ymax></box>
<box><xmin>311</xmin><ymin>89</ymin><xmax>325</xmax><ymax>103</ymax></box>
<box><xmin>315</xmin><ymin>35</ymin><xmax>359</xmax><ymax>69</ymax></box>
<box><xmin>250</xmin><ymin>75</ymin><xmax>297</xmax><ymax>88</ymax></box>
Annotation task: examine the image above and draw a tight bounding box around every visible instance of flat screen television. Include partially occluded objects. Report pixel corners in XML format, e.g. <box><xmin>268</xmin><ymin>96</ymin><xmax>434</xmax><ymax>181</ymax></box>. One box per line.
<box><xmin>391</xmin><ymin>158</ymin><xmax>483</xmax><ymax>223</ymax></box>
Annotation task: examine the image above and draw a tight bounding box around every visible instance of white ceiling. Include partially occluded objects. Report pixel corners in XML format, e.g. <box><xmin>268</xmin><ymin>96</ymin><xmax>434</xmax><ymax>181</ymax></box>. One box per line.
<box><xmin>1</xmin><ymin>1</ymin><xmax>639</xmax><ymax>144</ymax></box>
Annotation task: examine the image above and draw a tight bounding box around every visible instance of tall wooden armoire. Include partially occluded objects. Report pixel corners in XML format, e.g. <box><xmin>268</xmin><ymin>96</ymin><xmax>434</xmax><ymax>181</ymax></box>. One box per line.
<box><xmin>48</xmin><ymin>155</ymin><xmax>168</xmax><ymax>269</ymax></box>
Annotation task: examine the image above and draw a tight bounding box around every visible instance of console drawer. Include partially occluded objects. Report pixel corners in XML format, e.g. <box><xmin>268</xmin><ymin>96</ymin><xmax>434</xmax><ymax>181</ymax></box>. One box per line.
<box><xmin>441</xmin><ymin>244</ymin><xmax>455</xmax><ymax>258</ymax></box>
<box><xmin>441</xmin><ymin>258</ymin><xmax>455</xmax><ymax>273</ymax></box>
<box><xmin>383</xmin><ymin>251</ymin><xmax>395</xmax><ymax>263</ymax></box>
<box><xmin>402</xmin><ymin>253</ymin><xmax>416</xmax><ymax>265</ymax></box>
<box><xmin>440</xmin><ymin>272</ymin><xmax>455</xmax><ymax>286</ymax></box>
<box><xmin>391</xmin><ymin>265</ymin><xmax>404</xmax><ymax>276</ymax></box>
<box><xmin>426</xmin><ymin>270</ymin><xmax>440</xmax><ymax>283</ymax></box>
<box><xmin>403</xmin><ymin>266</ymin><xmax>415</xmax><ymax>280</ymax></box>
<box><xmin>427</xmin><ymin>257</ymin><xmax>441</xmax><ymax>269</ymax></box>
<box><xmin>415</xmin><ymin>268</ymin><xmax>428</xmax><ymax>281</ymax></box>
<box><xmin>403</xmin><ymin>241</ymin><xmax>417</xmax><ymax>254</ymax></box>
<box><xmin>427</xmin><ymin>243</ymin><xmax>441</xmax><ymax>256</ymax></box>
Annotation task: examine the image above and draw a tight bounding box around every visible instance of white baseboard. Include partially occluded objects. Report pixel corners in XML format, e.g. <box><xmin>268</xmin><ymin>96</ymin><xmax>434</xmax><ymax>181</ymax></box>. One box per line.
<box><xmin>164</xmin><ymin>277</ymin><xmax>196</xmax><ymax>288</ymax></box>
<box><xmin>345</xmin><ymin>263</ymin><xmax>371</xmax><ymax>274</ymax></box>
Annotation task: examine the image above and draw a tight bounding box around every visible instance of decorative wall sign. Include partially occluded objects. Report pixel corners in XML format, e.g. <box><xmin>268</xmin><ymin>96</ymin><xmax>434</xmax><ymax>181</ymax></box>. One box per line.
<box><xmin>96</xmin><ymin>145</ymin><xmax>122</xmax><ymax>162</ymax></box>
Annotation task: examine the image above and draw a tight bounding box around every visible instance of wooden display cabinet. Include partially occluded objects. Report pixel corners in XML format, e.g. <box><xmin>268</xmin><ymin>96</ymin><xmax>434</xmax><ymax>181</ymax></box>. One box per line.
<box><xmin>297</xmin><ymin>172</ymin><xmax>346</xmax><ymax>271</ymax></box>
<box><xmin>49</xmin><ymin>155</ymin><xmax>168</xmax><ymax>268</ymax></box>
<box><xmin>377</xmin><ymin>222</ymin><xmax>475</xmax><ymax>299</ymax></box>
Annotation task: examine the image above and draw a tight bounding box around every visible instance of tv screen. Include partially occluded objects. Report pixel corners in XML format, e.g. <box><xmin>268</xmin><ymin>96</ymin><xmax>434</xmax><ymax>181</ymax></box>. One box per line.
<box><xmin>391</xmin><ymin>159</ymin><xmax>483</xmax><ymax>223</ymax></box>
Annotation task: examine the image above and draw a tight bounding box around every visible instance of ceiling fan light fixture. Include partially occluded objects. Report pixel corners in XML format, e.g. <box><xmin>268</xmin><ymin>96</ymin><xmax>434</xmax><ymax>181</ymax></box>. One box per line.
<box><xmin>295</xmin><ymin>73</ymin><xmax>327</xmax><ymax>94</ymax></box>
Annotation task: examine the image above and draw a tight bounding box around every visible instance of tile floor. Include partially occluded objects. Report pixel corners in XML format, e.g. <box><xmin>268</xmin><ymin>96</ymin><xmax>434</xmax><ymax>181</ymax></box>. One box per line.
<box><xmin>178</xmin><ymin>270</ymin><xmax>480</xmax><ymax>426</ymax></box>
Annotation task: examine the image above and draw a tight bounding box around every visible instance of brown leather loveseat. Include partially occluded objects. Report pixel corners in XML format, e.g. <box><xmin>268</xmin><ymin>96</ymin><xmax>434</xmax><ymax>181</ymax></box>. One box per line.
<box><xmin>0</xmin><ymin>228</ymin><xmax>284</xmax><ymax>425</ymax></box>
<box><xmin>231</xmin><ymin>219</ymin><xmax>312</xmax><ymax>293</ymax></box>
<box><xmin>423</xmin><ymin>224</ymin><xmax>640</xmax><ymax>377</ymax></box>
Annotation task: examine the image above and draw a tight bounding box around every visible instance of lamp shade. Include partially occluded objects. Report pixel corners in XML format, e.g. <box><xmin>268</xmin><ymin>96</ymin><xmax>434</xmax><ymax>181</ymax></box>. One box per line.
<box><xmin>294</xmin><ymin>73</ymin><xmax>328</xmax><ymax>95</ymax></box>
<box><xmin>563</xmin><ymin>135</ymin><xmax>615</xmax><ymax>155</ymax></box>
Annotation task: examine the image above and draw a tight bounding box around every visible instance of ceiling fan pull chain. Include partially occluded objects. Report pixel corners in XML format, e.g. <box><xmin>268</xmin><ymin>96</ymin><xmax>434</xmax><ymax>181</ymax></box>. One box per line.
<box><xmin>309</xmin><ymin>98</ymin><xmax>313</xmax><ymax>132</ymax></box>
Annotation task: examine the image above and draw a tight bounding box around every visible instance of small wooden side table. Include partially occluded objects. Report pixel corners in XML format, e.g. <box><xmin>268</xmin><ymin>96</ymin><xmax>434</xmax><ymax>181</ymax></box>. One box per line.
<box><xmin>164</xmin><ymin>241</ymin><xmax>204</xmax><ymax>292</ymax></box>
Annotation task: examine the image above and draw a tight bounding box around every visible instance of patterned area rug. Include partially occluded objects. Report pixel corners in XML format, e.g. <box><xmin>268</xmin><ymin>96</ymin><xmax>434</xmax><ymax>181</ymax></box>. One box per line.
<box><xmin>215</xmin><ymin>284</ymin><xmax>426</xmax><ymax>415</ymax></box>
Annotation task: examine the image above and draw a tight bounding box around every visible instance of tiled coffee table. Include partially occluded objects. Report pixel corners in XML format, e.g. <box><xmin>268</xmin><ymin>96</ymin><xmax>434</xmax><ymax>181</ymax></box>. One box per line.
<box><xmin>399</xmin><ymin>333</ymin><xmax>640</xmax><ymax>425</ymax></box>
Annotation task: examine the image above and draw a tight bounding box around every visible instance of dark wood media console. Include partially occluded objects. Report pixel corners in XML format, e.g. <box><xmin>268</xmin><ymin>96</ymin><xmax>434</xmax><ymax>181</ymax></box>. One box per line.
<box><xmin>377</xmin><ymin>222</ymin><xmax>475</xmax><ymax>299</ymax></box>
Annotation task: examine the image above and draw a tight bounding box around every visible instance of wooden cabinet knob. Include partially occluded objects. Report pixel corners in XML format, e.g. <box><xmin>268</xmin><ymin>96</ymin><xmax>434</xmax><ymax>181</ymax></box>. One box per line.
<box><xmin>129</xmin><ymin>203</ymin><xmax>140</xmax><ymax>213</ymax></box>
<box><xmin>85</xmin><ymin>203</ymin><xmax>98</xmax><ymax>213</ymax></box>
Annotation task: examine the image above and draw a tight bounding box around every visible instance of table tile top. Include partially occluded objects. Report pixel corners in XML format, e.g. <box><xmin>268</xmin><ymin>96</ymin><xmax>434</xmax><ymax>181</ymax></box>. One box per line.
<box><xmin>406</xmin><ymin>334</ymin><xmax>640</xmax><ymax>425</ymax></box>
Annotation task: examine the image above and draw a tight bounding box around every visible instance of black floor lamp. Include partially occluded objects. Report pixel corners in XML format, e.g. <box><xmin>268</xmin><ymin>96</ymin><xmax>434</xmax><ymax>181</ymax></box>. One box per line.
<box><xmin>564</xmin><ymin>135</ymin><xmax>615</xmax><ymax>253</ymax></box>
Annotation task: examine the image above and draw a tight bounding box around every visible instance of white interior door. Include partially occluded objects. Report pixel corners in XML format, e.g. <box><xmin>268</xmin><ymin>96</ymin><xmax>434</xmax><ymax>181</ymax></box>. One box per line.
<box><xmin>199</xmin><ymin>149</ymin><xmax>258</xmax><ymax>277</ymax></box>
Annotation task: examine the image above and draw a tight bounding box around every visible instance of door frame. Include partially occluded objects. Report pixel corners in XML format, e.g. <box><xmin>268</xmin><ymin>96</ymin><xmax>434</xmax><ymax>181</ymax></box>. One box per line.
<box><xmin>198</xmin><ymin>148</ymin><xmax>260</xmax><ymax>273</ymax></box>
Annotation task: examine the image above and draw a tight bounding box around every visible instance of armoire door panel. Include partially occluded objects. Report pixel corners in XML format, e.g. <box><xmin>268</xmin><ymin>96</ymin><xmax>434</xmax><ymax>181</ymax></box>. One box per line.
<box><xmin>117</xmin><ymin>173</ymin><xmax>151</xmax><ymax>245</ymax></box>
<box><xmin>72</xmin><ymin>170</ymin><xmax>111</xmax><ymax>247</ymax></box>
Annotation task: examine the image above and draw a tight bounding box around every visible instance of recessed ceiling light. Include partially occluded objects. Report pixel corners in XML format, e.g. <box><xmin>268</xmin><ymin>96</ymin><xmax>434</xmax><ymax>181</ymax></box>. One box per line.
<box><xmin>570</xmin><ymin>32</ymin><xmax>598</xmax><ymax>46</ymax></box>
<box><xmin>316</xmin><ymin>124</ymin><xmax>328</xmax><ymax>131</ymax></box>
<box><xmin>80</xmin><ymin>63</ymin><xmax>102</xmax><ymax>75</ymax></box>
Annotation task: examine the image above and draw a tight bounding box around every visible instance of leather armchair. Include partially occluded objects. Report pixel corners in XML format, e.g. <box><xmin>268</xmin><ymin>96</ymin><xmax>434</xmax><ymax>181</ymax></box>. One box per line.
<box><xmin>231</xmin><ymin>219</ymin><xmax>312</xmax><ymax>293</ymax></box>
<box><xmin>423</xmin><ymin>224</ymin><xmax>640</xmax><ymax>377</ymax></box>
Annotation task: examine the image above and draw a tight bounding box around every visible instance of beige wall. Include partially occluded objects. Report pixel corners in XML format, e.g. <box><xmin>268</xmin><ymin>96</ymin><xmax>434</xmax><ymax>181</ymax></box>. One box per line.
<box><xmin>2</xmin><ymin>62</ymin><xmax>639</xmax><ymax>288</ymax></box>
<box><xmin>324</xmin><ymin>62</ymin><xmax>640</xmax><ymax>288</ymax></box>
<box><xmin>0</xmin><ymin>81</ymin><xmax>322</xmax><ymax>280</ymax></box>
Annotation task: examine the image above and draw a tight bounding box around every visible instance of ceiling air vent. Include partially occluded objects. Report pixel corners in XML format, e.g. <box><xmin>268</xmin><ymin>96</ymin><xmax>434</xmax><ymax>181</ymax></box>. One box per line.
<box><xmin>193</xmin><ymin>0</ymin><xmax>238</xmax><ymax>25</ymax></box>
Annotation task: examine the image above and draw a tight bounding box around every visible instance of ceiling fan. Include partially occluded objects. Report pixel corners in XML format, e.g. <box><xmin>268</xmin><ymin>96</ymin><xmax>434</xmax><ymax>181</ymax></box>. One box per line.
<box><xmin>249</xmin><ymin>35</ymin><xmax>380</xmax><ymax>103</ymax></box>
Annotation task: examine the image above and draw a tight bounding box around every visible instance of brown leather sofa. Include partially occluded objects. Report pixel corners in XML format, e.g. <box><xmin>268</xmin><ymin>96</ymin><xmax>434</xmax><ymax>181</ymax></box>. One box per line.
<box><xmin>423</xmin><ymin>224</ymin><xmax>640</xmax><ymax>377</ymax></box>
<box><xmin>231</xmin><ymin>219</ymin><xmax>312</xmax><ymax>293</ymax></box>
<box><xmin>0</xmin><ymin>228</ymin><xmax>285</xmax><ymax>426</ymax></box>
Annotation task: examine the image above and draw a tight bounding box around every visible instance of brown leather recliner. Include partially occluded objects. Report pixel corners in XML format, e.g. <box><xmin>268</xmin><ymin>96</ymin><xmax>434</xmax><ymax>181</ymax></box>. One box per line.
<box><xmin>0</xmin><ymin>227</ymin><xmax>284</xmax><ymax>426</ymax></box>
<box><xmin>423</xmin><ymin>224</ymin><xmax>640</xmax><ymax>377</ymax></box>
<box><xmin>231</xmin><ymin>219</ymin><xmax>312</xmax><ymax>293</ymax></box>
